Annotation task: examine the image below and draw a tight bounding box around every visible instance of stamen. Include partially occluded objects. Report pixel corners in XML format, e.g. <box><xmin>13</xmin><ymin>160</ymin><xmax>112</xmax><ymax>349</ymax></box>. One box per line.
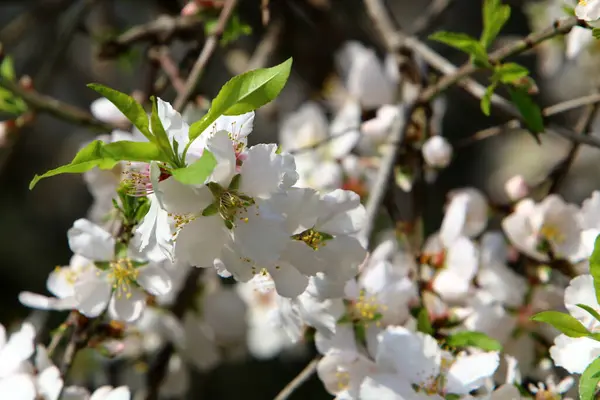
<box><xmin>107</xmin><ymin>258</ymin><xmax>139</xmax><ymax>299</ymax></box>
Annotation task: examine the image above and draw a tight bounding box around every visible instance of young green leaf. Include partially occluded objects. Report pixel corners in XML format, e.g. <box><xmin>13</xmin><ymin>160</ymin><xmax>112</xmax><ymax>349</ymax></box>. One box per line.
<box><xmin>417</xmin><ymin>307</ymin><xmax>434</xmax><ymax>335</ymax></box>
<box><xmin>150</xmin><ymin>96</ymin><xmax>178</xmax><ymax>166</ymax></box>
<box><xmin>580</xmin><ymin>357</ymin><xmax>600</xmax><ymax>400</ymax></box>
<box><xmin>593</xmin><ymin>28</ymin><xmax>600</xmax><ymax>40</ymax></box>
<box><xmin>531</xmin><ymin>311</ymin><xmax>591</xmax><ymax>338</ymax></box>
<box><xmin>481</xmin><ymin>83</ymin><xmax>496</xmax><ymax>116</ymax></box>
<box><xmin>429</xmin><ymin>31</ymin><xmax>489</xmax><ymax>65</ymax></box>
<box><xmin>508</xmin><ymin>87</ymin><xmax>544</xmax><ymax>135</ymax></box>
<box><xmin>481</xmin><ymin>0</ymin><xmax>511</xmax><ymax>49</ymax></box>
<box><xmin>494</xmin><ymin>62</ymin><xmax>529</xmax><ymax>84</ymax></box>
<box><xmin>170</xmin><ymin>150</ymin><xmax>217</xmax><ymax>185</ymax></box>
<box><xmin>188</xmin><ymin>58</ymin><xmax>293</xmax><ymax>141</ymax></box>
<box><xmin>577</xmin><ymin>304</ymin><xmax>600</xmax><ymax>325</ymax></box>
<box><xmin>0</xmin><ymin>56</ymin><xmax>16</xmax><ymax>81</ymax></box>
<box><xmin>87</xmin><ymin>84</ymin><xmax>153</xmax><ymax>141</ymax></box>
<box><xmin>446</xmin><ymin>331</ymin><xmax>503</xmax><ymax>351</ymax></box>
<box><xmin>30</xmin><ymin>140</ymin><xmax>167</xmax><ymax>189</ymax></box>
<box><xmin>590</xmin><ymin>234</ymin><xmax>600</xmax><ymax>304</ymax></box>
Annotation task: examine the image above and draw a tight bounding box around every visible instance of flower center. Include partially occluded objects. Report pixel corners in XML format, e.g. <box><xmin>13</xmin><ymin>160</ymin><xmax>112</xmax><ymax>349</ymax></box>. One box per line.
<box><xmin>207</xmin><ymin>181</ymin><xmax>255</xmax><ymax>229</ymax></box>
<box><xmin>292</xmin><ymin>228</ymin><xmax>331</xmax><ymax>250</ymax></box>
<box><xmin>539</xmin><ymin>224</ymin><xmax>565</xmax><ymax>244</ymax></box>
<box><xmin>335</xmin><ymin>370</ymin><xmax>350</xmax><ymax>391</ymax></box>
<box><xmin>348</xmin><ymin>290</ymin><xmax>387</xmax><ymax>327</ymax></box>
<box><xmin>107</xmin><ymin>258</ymin><xmax>139</xmax><ymax>299</ymax></box>
<box><xmin>580</xmin><ymin>0</ymin><xmax>588</xmax><ymax>5</ymax></box>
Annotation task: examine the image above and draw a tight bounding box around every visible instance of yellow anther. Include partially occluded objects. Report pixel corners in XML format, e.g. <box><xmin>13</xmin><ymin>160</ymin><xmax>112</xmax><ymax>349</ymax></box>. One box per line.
<box><xmin>107</xmin><ymin>258</ymin><xmax>139</xmax><ymax>299</ymax></box>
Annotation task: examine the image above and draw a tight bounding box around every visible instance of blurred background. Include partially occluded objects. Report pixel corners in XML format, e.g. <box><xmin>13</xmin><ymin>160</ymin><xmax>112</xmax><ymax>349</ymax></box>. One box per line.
<box><xmin>0</xmin><ymin>0</ymin><xmax>598</xmax><ymax>398</ymax></box>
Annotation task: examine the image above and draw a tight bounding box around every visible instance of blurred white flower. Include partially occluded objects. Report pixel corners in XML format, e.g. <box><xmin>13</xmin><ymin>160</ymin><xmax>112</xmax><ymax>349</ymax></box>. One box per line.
<box><xmin>432</xmin><ymin>236</ymin><xmax>479</xmax><ymax>303</ymax></box>
<box><xmin>576</xmin><ymin>0</ymin><xmax>600</xmax><ymax>21</ymax></box>
<box><xmin>502</xmin><ymin>195</ymin><xmax>582</xmax><ymax>262</ymax></box>
<box><xmin>440</xmin><ymin>188</ymin><xmax>488</xmax><ymax>247</ymax></box>
<box><xmin>549</xmin><ymin>274</ymin><xmax>600</xmax><ymax>373</ymax></box>
<box><xmin>504</xmin><ymin>175</ymin><xmax>529</xmax><ymax>201</ymax></box>
<box><xmin>318</xmin><ymin>350</ymin><xmax>376</xmax><ymax>399</ymax></box>
<box><xmin>565</xmin><ymin>25</ymin><xmax>595</xmax><ymax>59</ymax></box>
<box><xmin>422</xmin><ymin>136</ymin><xmax>453</xmax><ymax>169</ymax></box>
<box><xmin>90</xmin><ymin>98</ymin><xmax>129</xmax><ymax>125</ymax></box>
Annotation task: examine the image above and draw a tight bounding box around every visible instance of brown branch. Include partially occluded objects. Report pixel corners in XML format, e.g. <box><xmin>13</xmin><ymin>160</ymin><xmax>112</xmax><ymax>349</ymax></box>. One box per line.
<box><xmin>410</xmin><ymin>0</ymin><xmax>454</xmax><ymax>35</ymax></box>
<box><xmin>173</xmin><ymin>0</ymin><xmax>239</xmax><ymax>111</ymax></box>
<box><xmin>455</xmin><ymin>93</ymin><xmax>600</xmax><ymax>148</ymax></box>
<box><xmin>547</xmin><ymin>92</ymin><xmax>600</xmax><ymax>193</ymax></box>
<box><xmin>98</xmin><ymin>15</ymin><xmax>206</xmax><ymax>59</ymax></box>
<box><xmin>0</xmin><ymin>76</ymin><xmax>118</xmax><ymax>132</ymax></box>
<box><xmin>150</xmin><ymin>46</ymin><xmax>187</xmax><ymax>95</ymax></box>
<box><xmin>418</xmin><ymin>16</ymin><xmax>585</xmax><ymax>102</ymax></box>
<box><xmin>273</xmin><ymin>356</ymin><xmax>321</xmax><ymax>400</ymax></box>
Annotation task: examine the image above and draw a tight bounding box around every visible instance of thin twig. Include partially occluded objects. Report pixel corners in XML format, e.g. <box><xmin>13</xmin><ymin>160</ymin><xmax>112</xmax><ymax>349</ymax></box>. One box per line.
<box><xmin>144</xmin><ymin>268</ymin><xmax>202</xmax><ymax>400</ymax></box>
<box><xmin>273</xmin><ymin>356</ymin><xmax>321</xmax><ymax>400</ymax></box>
<box><xmin>410</xmin><ymin>0</ymin><xmax>454</xmax><ymax>35</ymax></box>
<box><xmin>456</xmin><ymin>93</ymin><xmax>600</xmax><ymax>148</ymax></box>
<box><xmin>98</xmin><ymin>15</ymin><xmax>205</xmax><ymax>59</ymax></box>
<box><xmin>548</xmin><ymin>92</ymin><xmax>600</xmax><ymax>193</ymax></box>
<box><xmin>0</xmin><ymin>76</ymin><xmax>118</xmax><ymax>132</ymax></box>
<box><xmin>173</xmin><ymin>0</ymin><xmax>239</xmax><ymax>111</ymax></box>
<box><xmin>418</xmin><ymin>16</ymin><xmax>585</xmax><ymax>102</ymax></box>
<box><xmin>150</xmin><ymin>46</ymin><xmax>187</xmax><ymax>95</ymax></box>
<box><xmin>246</xmin><ymin>19</ymin><xmax>282</xmax><ymax>71</ymax></box>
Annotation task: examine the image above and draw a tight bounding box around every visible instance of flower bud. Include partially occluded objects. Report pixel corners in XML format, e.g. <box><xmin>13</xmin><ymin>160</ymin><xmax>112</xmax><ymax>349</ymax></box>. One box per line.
<box><xmin>422</xmin><ymin>136</ymin><xmax>452</xmax><ymax>168</ymax></box>
<box><xmin>504</xmin><ymin>175</ymin><xmax>529</xmax><ymax>201</ymax></box>
<box><xmin>181</xmin><ymin>1</ymin><xmax>199</xmax><ymax>15</ymax></box>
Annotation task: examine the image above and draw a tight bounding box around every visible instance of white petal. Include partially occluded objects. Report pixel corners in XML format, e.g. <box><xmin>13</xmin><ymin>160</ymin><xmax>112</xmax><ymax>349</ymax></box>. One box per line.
<box><xmin>90</xmin><ymin>97</ymin><xmax>127</xmax><ymax>125</ymax></box>
<box><xmin>318</xmin><ymin>204</ymin><xmax>366</xmax><ymax>235</ymax></box>
<box><xmin>564</xmin><ymin>275</ymin><xmax>600</xmax><ymax>323</ymax></box>
<box><xmin>359</xmin><ymin>374</ymin><xmax>414</xmax><ymax>400</ymax></box>
<box><xmin>137</xmin><ymin>193</ymin><xmax>173</xmax><ymax>259</ymax></box>
<box><xmin>74</xmin><ymin>269</ymin><xmax>112</xmax><ymax>318</ymax></box>
<box><xmin>89</xmin><ymin>386</ymin><xmax>115</xmax><ymax>400</ymax></box>
<box><xmin>280</xmin><ymin>240</ymin><xmax>323</xmax><ymax>276</ymax></box>
<box><xmin>550</xmin><ymin>334</ymin><xmax>600</xmax><ymax>374</ymax></box>
<box><xmin>206</xmin><ymin>130</ymin><xmax>236</xmax><ymax>186</ymax></box>
<box><xmin>108</xmin><ymin>288</ymin><xmax>146</xmax><ymax>322</ymax></box>
<box><xmin>46</xmin><ymin>266</ymin><xmax>77</xmax><ymax>299</ymax></box>
<box><xmin>317</xmin><ymin>235</ymin><xmax>367</xmax><ymax>281</ymax></box>
<box><xmin>137</xmin><ymin>264</ymin><xmax>172</xmax><ymax>296</ymax></box>
<box><xmin>174</xmin><ymin>216</ymin><xmax>229</xmax><ymax>267</ymax></box>
<box><xmin>37</xmin><ymin>365</ymin><xmax>63</xmax><ymax>400</ymax></box>
<box><xmin>0</xmin><ymin>374</ymin><xmax>36</xmax><ymax>400</ymax></box>
<box><xmin>566</xmin><ymin>26</ymin><xmax>594</xmax><ymax>59</ymax></box>
<box><xmin>18</xmin><ymin>292</ymin><xmax>77</xmax><ymax>311</ymax></box>
<box><xmin>240</xmin><ymin>144</ymin><xmax>298</xmax><ymax>198</ymax></box>
<box><xmin>329</xmin><ymin>101</ymin><xmax>361</xmax><ymax>158</ymax></box>
<box><xmin>0</xmin><ymin>323</ymin><xmax>36</xmax><ymax>378</ymax></box>
<box><xmin>446</xmin><ymin>352</ymin><xmax>499</xmax><ymax>394</ymax></box>
<box><xmin>67</xmin><ymin>219</ymin><xmax>115</xmax><ymax>260</ymax></box>
<box><xmin>104</xmin><ymin>386</ymin><xmax>131</xmax><ymax>400</ymax></box>
<box><xmin>156</xmin><ymin>177</ymin><xmax>212</xmax><ymax>215</ymax></box>
<box><xmin>60</xmin><ymin>386</ymin><xmax>91</xmax><ymax>400</ymax></box>
<box><xmin>268</xmin><ymin>263</ymin><xmax>309</xmax><ymax>298</ymax></box>
<box><xmin>208</xmin><ymin>112</ymin><xmax>254</xmax><ymax>145</ymax></box>
<box><xmin>232</xmin><ymin>205</ymin><xmax>288</xmax><ymax>265</ymax></box>
<box><xmin>376</xmin><ymin>326</ymin><xmax>441</xmax><ymax>385</ymax></box>
<box><xmin>157</xmin><ymin>98</ymin><xmax>189</xmax><ymax>150</ymax></box>
<box><xmin>315</xmin><ymin>324</ymin><xmax>357</xmax><ymax>355</ymax></box>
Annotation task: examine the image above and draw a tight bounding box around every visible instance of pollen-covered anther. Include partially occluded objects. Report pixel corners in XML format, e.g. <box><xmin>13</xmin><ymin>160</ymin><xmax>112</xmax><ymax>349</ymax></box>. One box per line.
<box><xmin>539</xmin><ymin>224</ymin><xmax>565</xmax><ymax>244</ymax></box>
<box><xmin>351</xmin><ymin>290</ymin><xmax>387</xmax><ymax>326</ymax></box>
<box><xmin>107</xmin><ymin>258</ymin><xmax>139</xmax><ymax>299</ymax></box>
<box><xmin>292</xmin><ymin>228</ymin><xmax>327</xmax><ymax>250</ymax></box>
<box><xmin>335</xmin><ymin>370</ymin><xmax>350</xmax><ymax>391</ymax></box>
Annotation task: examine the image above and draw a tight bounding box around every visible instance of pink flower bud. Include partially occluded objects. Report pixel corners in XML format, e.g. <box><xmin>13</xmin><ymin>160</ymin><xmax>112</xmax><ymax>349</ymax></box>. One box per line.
<box><xmin>504</xmin><ymin>175</ymin><xmax>529</xmax><ymax>201</ymax></box>
<box><xmin>181</xmin><ymin>1</ymin><xmax>199</xmax><ymax>16</ymax></box>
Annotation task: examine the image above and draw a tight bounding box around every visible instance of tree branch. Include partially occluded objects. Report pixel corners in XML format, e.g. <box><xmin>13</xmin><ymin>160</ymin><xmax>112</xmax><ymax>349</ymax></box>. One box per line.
<box><xmin>0</xmin><ymin>76</ymin><xmax>118</xmax><ymax>132</ymax></box>
<box><xmin>173</xmin><ymin>0</ymin><xmax>238</xmax><ymax>111</ymax></box>
<box><xmin>410</xmin><ymin>0</ymin><xmax>454</xmax><ymax>35</ymax></box>
<box><xmin>98</xmin><ymin>15</ymin><xmax>206</xmax><ymax>59</ymax></box>
<box><xmin>273</xmin><ymin>356</ymin><xmax>321</xmax><ymax>400</ymax></box>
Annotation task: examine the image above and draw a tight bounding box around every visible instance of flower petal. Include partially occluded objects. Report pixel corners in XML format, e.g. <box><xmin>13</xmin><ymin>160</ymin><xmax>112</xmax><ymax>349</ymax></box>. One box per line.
<box><xmin>240</xmin><ymin>144</ymin><xmax>298</xmax><ymax>198</ymax></box>
<box><xmin>137</xmin><ymin>264</ymin><xmax>172</xmax><ymax>296</ymax></box>
<box><xmin>206</xmin><ymin>130</ymin><xmax>236</xmax><ymax>186</ymax></box>
<box><xmin>446</xmin><ymin>352</ymin><xmax>499</xmax><ymax>395</ymax></box>
<box><xmin>268</xmin><ymin>263</ymin><xmax>309</xmax><ymax>298</ymax></box>
<box><xmin>67</xmin><ymin>219</ymin><xmax>115</xmax><ymax>261</ymax></box>
<box><xmin>108</xmin><ymin>288</ymin><xmax>146</xmax><ymax>322</ymax></box>
<box><xmin>174</xmin><ymin>215</ymin><xmax>229</xmax><ymax>268</ymax></box>
<box><xmin>74</xmin><ymin>269</ymin><xmax>112</xmax><ymax>318</ymax></box>
<box><xmin>0</xmin><ymin>374</ymin><xmax>37</xmax><ymax>400</ymax></box>
<box><xmin>18</xmin><ymin>292</ymin><xmax>77</xmax><ymax>311</ymax></box>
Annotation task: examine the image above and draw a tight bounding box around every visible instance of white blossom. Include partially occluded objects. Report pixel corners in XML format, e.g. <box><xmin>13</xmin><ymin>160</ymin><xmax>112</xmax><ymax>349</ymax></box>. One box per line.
<box><xmin>440</xmin><ymin>188</ymin><xmax>488</xmax><ymax>247</ymax></box>
<box><xmin>576</xmin><ymin>0</ymin><xmax>600</xmax><ymax>21</ymax></box>
<box><xmin>422</xmin><ymin>136</ymin><xmax>453</xmax><ymax>169</ymax></box>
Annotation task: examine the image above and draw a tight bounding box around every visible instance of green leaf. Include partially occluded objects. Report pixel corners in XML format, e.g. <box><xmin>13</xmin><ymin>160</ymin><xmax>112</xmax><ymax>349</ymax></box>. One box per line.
<box><xmin>494</xmin><ymin>62</ymin><xmax>529</xmax><ymax>84</ymax></box>
<box><xmin>480</xmin><ymin>83</ymin><xmax>496</xmax><ymax>116</ymax></box>
<box><xmin>481</xmin><ymin>0</ymin><xmax>511</xmax><ymax>49</ymax></box>
<box><xmin>590</xmin><ymin>234</ymin><xmax>600</xmax><ymax>304</ymax></box>
<box><xmin>446</xmin><ymin>331</ymin><xmax>503</xmax><ymax>351</ymax></box>
<box><xmin>150</xmin><ymin>96</ymin><xmax>178</xmax><ymax>166</ymax></box>
<box><xmin>593</xmin><ymin>28</ymin><xmax>600</xmax><ymax>40</ymax></box>
<box><xmin>577</xmin><ymin>304</ymin><xmax>600</xmax><ymax>325</ymax></box>
<box><xmin>188</xmin><ymin>58</ymin><xmax>293</xmax><ymax>142</ymax></box>
<box><xmin>1</xmin><ymin>56</ymin><xmax>16</xmax><ymax>81</ymax></box>
<box><xmin>508</xmin><ymin>87</ymin><xmax>544</xmax><ymax>134</ymax></box>
<box><xmin>30</xmin><ymin>140</ymin><xmax>166</xmax><ymax>189</ymax></box>
<box><xmin>531</xmin><ymin>310</ymin><xmax>591</xmax><ymax>338</ymax></box>
<box><xmin>87</xmin><ymin>84</ymin><xmax>153</xmax><ymax>141</ymax></box>
<box><xmin>171</xmin><ymin>151</ymin><xmax>217</xmax><ymax>185</ymax></box>
<box><xmin>580</xmin><ymin>357</ymin><xmax>600</xmax><ymax>400</ymax></box>
<box><xmin>429</xmin><ymin>31</ymin><xmax>489</xmax><ymax>65</ymax></box>
<box><xmin>417</xmin><ymin>307</ymin><xmax>434</xmax><ymax>335</ymax></box>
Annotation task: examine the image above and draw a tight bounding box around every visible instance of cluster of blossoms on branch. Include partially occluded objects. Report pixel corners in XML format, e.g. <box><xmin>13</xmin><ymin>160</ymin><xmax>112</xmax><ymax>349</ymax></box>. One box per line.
<box><xmin>8</xmin><ymin>0</ymin><xmax>600</xmax><ymax>398</ymax></box>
